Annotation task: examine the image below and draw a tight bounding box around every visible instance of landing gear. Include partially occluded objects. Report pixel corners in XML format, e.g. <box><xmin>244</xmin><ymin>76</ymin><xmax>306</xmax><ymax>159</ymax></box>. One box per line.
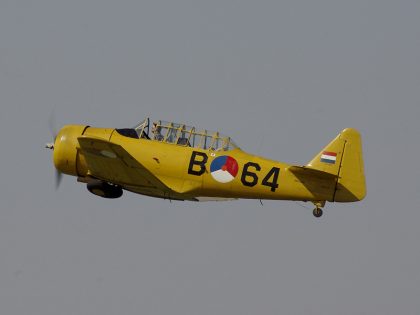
<box><xmin>312</xmin><ymin>201</ymin><xmax>325</xmax><ymax>218</ymax></box>
<box><xmin>87</xmin><ymin>180</ymin><xmax>123</xmax><ymax>199</ymax></box>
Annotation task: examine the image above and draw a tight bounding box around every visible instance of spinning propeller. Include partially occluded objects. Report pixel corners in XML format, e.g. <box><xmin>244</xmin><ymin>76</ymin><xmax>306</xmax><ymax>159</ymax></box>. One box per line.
<box><xmin>45</xmin><ymin>109</ymin><xmax>63</xmax><ymax>189</ymax></box>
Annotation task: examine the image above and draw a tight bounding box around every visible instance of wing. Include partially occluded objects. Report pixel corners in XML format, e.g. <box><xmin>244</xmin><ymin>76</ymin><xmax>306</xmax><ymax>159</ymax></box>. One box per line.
<box><xmin>77</xmin><ymin>136</ymin><xmax>170</xmax><ymax>192</ymax></box>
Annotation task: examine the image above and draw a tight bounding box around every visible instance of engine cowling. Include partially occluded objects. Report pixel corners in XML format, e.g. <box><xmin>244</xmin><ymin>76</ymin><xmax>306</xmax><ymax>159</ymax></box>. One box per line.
<box><xmin>53</xmin><ymin>125</ymin><xmax>116</xmax><ymax>179</ymax></box>
<box><xmin>53</xmin><ymin>125</ymin><xmax>88</xmax><ymax>177</ymax></box>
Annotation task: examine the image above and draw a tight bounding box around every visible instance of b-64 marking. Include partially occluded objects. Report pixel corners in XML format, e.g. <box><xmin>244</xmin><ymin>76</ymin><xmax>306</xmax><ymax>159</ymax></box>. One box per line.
<box><xmin>46</xmin><ymin>117</ymin><xmax>366</xmax><ymax>218</ymax></box>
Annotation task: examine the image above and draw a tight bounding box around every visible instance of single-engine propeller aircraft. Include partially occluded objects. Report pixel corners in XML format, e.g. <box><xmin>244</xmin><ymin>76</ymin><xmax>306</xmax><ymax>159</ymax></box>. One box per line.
<box><xmin>46</xmin><ymin>118</ymin><xmax>366</xmax><ymax>217</ymax></box>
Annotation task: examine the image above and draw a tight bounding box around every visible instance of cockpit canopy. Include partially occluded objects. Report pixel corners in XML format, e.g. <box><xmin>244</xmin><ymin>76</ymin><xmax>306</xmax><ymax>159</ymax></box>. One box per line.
<box><xmin>130</xmin><ymin>118</ymin><xmax>239</xmax><ymax>151</ymax></box>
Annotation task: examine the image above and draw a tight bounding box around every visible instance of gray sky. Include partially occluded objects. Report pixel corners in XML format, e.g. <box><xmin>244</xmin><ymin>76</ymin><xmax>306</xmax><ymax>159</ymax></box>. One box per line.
<box><xmin>1</xmin><ymin>0</ymin><xmax>419</xmax><ymax>314</ymax></box>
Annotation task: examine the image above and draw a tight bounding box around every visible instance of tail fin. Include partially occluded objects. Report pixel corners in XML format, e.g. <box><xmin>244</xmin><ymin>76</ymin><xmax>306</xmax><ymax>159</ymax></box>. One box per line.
<box><xmin>307</xmin><ymin>128</ymin><xmax>366</xmax><ymax>202</ymax></box>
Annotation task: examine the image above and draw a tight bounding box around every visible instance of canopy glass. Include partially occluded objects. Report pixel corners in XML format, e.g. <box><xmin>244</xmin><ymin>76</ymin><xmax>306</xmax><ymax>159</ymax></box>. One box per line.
<box><xmin>133</xmin><ymin>118</ymin><xmax>239</xmax><ymax>151</ymax></box>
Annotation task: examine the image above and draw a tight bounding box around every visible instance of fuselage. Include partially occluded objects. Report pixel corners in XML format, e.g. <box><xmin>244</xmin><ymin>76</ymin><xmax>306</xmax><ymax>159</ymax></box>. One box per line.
<box><xmin>53</xmin><ymin>125</ymin><xmax>333</xmax><ymax>202</ymax></box>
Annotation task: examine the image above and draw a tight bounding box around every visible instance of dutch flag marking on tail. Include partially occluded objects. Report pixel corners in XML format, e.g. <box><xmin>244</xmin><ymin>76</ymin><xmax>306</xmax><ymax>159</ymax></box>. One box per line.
<box><xmin>320</xmin><ymin>151</ymin><xmax>337</xmax><ymax>164</ymax></box>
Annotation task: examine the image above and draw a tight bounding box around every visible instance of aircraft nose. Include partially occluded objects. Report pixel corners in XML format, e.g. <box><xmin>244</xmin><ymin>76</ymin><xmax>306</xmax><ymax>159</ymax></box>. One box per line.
<box><xmin>52</xmin><ymin>125</ymin><xmax>88</xmax><ymax>176</ymax></box>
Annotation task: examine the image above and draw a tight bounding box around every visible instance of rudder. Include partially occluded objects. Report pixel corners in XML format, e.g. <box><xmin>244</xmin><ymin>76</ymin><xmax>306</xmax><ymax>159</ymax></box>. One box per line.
<box><xmin>334</xmin><ymin>128</ymin><xmax>366</xmax><ymax>202</ymax></box>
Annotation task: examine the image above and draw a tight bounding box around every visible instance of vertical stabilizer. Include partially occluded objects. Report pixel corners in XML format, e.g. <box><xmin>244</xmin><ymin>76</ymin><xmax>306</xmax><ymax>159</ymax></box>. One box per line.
<box><xmin>306</xmin><ymin>128</ymin><xmax>366</xmax><ymax>202</ymax></box>
<box><xmin>307</xmin><ymin>133</ymin><xmax>346</xmax><ymax>176</ymax></box>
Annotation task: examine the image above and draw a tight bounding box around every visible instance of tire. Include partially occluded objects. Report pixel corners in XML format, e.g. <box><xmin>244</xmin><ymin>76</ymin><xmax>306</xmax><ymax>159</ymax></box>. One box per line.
<box><xmin>87</xmin><ymin>180</ymin><xmax>123</xmax><ymax>199</ymax></box>
<box><xmin>313</xmin><ymin>208</ymin><xmax>323</xmax><ymax>218</ymax></box>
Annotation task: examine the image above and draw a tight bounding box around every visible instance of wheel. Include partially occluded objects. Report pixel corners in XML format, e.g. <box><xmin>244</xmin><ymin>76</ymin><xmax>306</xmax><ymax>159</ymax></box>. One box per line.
<box><xmin>313</xmin><ymin>207</ymin><xmax>323</xmax><ymax>218</ymax></box>
<box><xmin>87</xmin><ymin>180</ymin><xmax>123</xmax><ymax>199</ymax></box>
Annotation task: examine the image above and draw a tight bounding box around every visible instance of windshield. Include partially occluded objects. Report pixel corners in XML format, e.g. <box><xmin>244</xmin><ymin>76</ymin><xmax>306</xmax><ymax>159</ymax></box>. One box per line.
<box><xmin>133</xmin><ymin>118</ymin><xmax>150</xmax><ymax>139</ymax></box>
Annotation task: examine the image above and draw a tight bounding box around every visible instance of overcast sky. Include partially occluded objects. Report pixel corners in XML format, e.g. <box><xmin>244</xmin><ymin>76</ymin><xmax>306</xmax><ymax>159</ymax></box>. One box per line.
<box><xmin>1</xmin><ymin>0</ymin><xmax>419</xmax><ymax>314</ymax></box>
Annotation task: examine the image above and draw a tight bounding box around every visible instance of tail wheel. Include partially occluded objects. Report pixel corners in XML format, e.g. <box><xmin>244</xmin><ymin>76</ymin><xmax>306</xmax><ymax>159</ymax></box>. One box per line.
<box><xmin>87</xmin><ymin>180</ymin><xmax>123</xmax><ymax>199</ymax></box>
<box><xmin>313</xmin><ymin>207</ymin><xmax>323</xmax><ymax>218</ymax></box>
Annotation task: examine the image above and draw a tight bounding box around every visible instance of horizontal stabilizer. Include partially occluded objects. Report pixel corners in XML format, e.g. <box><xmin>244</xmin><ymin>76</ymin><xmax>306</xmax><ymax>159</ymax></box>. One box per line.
<box><xmin>288</xmin><ymin>165</ymin><xmax>338</xmax><ymax>180</ymax></box>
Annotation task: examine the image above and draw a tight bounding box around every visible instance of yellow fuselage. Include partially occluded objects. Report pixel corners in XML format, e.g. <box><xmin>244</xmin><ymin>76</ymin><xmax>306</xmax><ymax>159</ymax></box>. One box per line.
<box><xmin>53</xmin><ymin>125</ymin><xmax>338</xmax><ymax>202</ymax></box>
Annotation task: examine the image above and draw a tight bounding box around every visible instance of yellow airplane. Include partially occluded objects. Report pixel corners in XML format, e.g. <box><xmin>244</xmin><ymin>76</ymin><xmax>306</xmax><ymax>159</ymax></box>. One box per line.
<box><xmin>46</xmin><ymin>118</ymin><xmax>366</xmax><ymax>217</ymax></box>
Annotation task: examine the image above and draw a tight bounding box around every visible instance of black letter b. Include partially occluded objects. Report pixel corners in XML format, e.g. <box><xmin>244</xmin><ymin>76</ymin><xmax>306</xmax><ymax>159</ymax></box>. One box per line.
<box><xmin>188</xmin><ymin>151</ymin><xmax>208</xmax><ymax>176</ymax></box>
